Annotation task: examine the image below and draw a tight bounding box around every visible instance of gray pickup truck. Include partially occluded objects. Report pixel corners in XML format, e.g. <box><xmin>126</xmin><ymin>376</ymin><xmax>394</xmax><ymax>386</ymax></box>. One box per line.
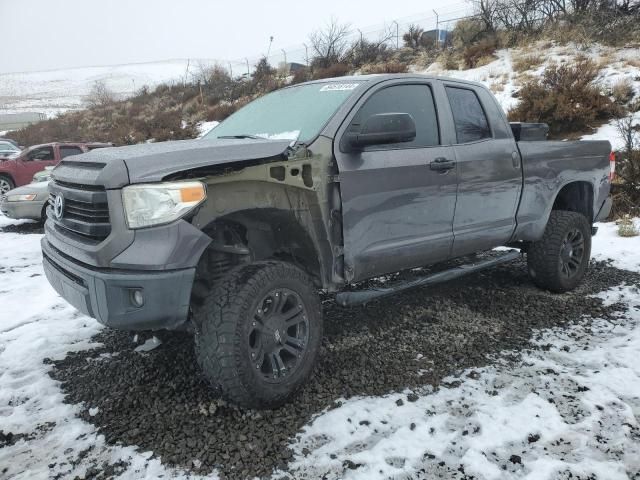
<box><xmin>42</xmin><ymin>74</ymin><xmax>613</xmax><ymax>408</ymax></box>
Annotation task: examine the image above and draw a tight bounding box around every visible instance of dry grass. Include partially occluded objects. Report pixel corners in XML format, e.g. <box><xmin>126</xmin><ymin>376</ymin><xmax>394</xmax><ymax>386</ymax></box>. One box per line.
<box><xmin>512</xmin><ymin>53</ymin><xmax>544</xmax><ymax>72</ymax></box>
<box><xmin>617</xmin><ymin>215</ymin><xmax>639</xmax><ymax>237</ymax></box>
<box><xmin>625</xmin><ymin>58</ymin><xmax>640</xmax><ymax>69</ymax></box>
<box><xmin>437</xmin><ymin>50</ymin><xmax>460</xmax><ymax>70</ymax></box>
<box><xmin>611</xmin><ymin>78</ymin><xmax>635</xmax><ymax>105</ymax></box>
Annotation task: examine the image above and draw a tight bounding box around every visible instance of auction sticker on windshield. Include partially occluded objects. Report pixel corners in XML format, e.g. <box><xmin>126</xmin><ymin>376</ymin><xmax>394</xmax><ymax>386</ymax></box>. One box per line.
<box><xmin>320</xmin><ymin>83</ymin><xmax>360</xmax><ymax>91</ymax></box>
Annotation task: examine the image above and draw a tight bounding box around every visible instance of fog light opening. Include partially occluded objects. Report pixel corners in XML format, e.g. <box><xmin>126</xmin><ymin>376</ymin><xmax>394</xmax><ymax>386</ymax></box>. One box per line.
<box><xmin>130</xmin><ymin>289</ymin><xmax>144</xmax><ymax>308</ymax></box>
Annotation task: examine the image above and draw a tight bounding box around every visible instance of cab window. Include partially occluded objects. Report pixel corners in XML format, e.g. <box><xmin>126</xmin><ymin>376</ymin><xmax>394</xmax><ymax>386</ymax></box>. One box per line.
<box><xmin>445</xmin><ymin>86</ymin><xmax>491</xmax><ymax>143</ymax></box>
<box><xmin>60</xmin><ymin>146</ymin><xmax>84</xmax><ymax>158</ymax></box>
<box><xmin>26</xmin><ymin>146</ymin><xmax>54</xmax><ymax>161</ymax></box>
<box><xmin>350</xmin><ymin>84</ymin><xmax>440</xmax><ymax>149</ymax></box>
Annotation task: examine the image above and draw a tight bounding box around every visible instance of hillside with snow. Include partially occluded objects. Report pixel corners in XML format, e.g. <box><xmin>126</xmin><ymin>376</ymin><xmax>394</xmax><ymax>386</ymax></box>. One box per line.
<box><xmin>2</xmin><ymin>43</ymin><xmax>638</xmax><ymax>150</ymax></box>
<box><xmin>0</xmin><ymin>59</ymin><xmax>217</xmax><ymax>117</ymax></box>
<box><xmin>421</xmin><ymin>42</ymin><xmax>640</xmax><ymax>150</ymax></box>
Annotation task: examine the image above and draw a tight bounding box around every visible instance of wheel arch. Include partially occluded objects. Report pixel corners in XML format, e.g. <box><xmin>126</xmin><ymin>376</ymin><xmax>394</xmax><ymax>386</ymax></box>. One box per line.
<box><xmin>551</xmin><ymin>180</ymin><xmax>594</xmax><ymax>222</ymax></box>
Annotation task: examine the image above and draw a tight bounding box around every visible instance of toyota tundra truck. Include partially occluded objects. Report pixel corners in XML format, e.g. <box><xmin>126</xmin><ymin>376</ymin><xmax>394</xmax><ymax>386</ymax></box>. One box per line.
<box><xmin>41</xmin><ymin>74</ymin><xmax>613</xmax><ymax>409</ymax></box>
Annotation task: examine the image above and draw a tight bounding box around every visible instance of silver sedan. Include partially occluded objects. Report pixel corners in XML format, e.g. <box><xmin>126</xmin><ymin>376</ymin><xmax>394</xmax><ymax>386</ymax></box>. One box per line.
<box><xmin>0</xmin><ymin>181</ymin><xmax>49</xmax><ymax>221</ymax></box>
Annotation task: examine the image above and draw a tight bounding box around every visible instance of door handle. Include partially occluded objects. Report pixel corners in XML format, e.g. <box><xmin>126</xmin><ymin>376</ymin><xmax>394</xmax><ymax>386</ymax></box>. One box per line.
<box><xmin>430</xmin><ymin>157</ymin><xmax>456</xmax><ymax>171</ymax></box>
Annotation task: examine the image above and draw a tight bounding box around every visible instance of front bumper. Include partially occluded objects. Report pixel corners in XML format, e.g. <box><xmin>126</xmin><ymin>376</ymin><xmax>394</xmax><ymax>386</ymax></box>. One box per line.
<box><xmin>0</xmin><ymin>198</ymin><xmax>46</xmax><ymax>220</ymax></box>
<box><xmin>42</xmin><ymin>238</ymin><xmax>195</xmax><ymax>331</ymax></box>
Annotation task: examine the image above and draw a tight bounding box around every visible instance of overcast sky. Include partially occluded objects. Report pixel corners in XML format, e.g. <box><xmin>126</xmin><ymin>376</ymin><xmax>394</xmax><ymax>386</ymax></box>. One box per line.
<box><xmin>1</xmin><ymin>0</ymin><xmax>469</xmax><ymax>74</ymax></box>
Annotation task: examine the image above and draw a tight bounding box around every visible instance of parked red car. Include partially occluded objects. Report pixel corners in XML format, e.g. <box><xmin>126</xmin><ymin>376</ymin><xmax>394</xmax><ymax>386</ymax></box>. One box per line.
<box><xmin>0</xmin><ymin>142</ymin><xmax>112</xmax><ymax>193</ymax></box>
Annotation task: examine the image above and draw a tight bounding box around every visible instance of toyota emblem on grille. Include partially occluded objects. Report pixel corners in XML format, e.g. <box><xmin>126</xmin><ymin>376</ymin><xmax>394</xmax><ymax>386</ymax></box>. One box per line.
<box><xmin>53</xmin><ymin>194</ymin><xmax>65</xmax><ymax>219</ymax></box>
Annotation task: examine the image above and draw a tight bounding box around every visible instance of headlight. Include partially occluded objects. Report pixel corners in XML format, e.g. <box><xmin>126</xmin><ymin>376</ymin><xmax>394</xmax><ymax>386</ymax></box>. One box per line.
<box><xmin>122</xmin><ymin>181</ymin><xmax>206</xmax><ymax>229</ymax></box>
<box><xmin>6</xmin><ymin>194</ymin><xmax>37</xmax><ymax>202</ymax></box>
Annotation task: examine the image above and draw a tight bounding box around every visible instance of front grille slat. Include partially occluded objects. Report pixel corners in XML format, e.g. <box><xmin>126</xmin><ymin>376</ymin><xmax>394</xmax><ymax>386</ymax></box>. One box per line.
<box><xmin>49</xmin><ymin>180</ymin><xmax>111</xmax><ymax>241</ymax></box>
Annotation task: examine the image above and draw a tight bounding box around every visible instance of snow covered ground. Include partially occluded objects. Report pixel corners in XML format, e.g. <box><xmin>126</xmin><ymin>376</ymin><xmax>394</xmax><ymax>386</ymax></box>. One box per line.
<box><xmin>422</xmin><ymin>42</ymin><xmax>640</xmax><ymax>151</ymax></box>
<box><xmin>0</xmin><ymin>214</ymin><xmax>638</xmax><ymax>479</ymax></box>
<box><xmin>279</xmin><ymin>222</ymin><xmax>640</xmax><ymax>479</ymax></box>
<box><xmin>0</xmin><ymin>59</ymin><xmax>217</xmax><ymax>118</ymax></box>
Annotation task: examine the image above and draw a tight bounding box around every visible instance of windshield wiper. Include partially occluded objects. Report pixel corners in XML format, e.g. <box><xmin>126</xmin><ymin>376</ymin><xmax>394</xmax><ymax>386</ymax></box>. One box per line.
<box><xmin>217</xmin><ymin>134</ymin><xmax>264</xmax><ymax>140</ymax></box>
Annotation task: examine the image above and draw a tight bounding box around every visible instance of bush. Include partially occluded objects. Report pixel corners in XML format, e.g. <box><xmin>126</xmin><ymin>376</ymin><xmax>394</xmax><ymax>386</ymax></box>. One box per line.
<box><xmin>508</xmin><ymin>58</ymin><xmax>616</xmax><ymax>135</ymax></box>
<box><xmin>462</xmin><ymin>38</ymin><xmax>497</xmax><ymax>69</ymax></box>
<box><xmin>437</xmin><ymin>50</ymin><xmax>460</xmax><ymax>70</ymax></box>
<box><xmin>611</xmin><ymin>78</ymin><xmax>635</xmax><ymax>105</ymax></box>
<box><xmin>344</xmin><ymin>39</ymin><xmax>393</xmax><ymax>69</ymax></box>
<box><xmin>512</xmin><ymin>53</ymin><xmax>543</xmax><ymax>72</ymax></box>
<box><xmin>85</xmin><ymin>80</ymin><xmax>116</xmax><ymax>108</ymax></box>
<box><xmin>360</xmin><ymin>61</ymin><xmax>408</xmax><ymax>74</ymax></box>
<box><xmin>312</xmin><ymin>62</ymin><xmax>351</xmax><ymax>79</ymax></box>
<box><xmin>617</xmin><ymin>215</ymin><xmax>639</xmax><ymax>237</ymax></box>
<box><xmin>452</xmin><ymin>18</ymin><xmax>488</xmax><ymax>50</ymax></box>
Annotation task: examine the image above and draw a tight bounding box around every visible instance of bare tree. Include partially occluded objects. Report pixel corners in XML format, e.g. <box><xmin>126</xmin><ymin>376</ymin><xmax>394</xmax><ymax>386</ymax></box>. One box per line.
<box><xmin>403</xmin><ymin>24</ymin><xmax>425</xmax><ymax>49</ymax></box>
<box><xmin>309</xmin><ymin>18</ymin><xmax>351</xmax><ymax>68</ymax></box>
<box><xmin>85</xmin><ymin>80</ymin><xmax>116</xmax><ymax>108</ymax></box>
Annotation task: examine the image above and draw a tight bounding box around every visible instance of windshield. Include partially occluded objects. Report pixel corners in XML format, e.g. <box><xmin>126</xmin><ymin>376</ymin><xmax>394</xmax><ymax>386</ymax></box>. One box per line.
<box><xmin>206</xmin><ymin>81</ymin><xmax>360</xmax><ymax>142</ymax></box>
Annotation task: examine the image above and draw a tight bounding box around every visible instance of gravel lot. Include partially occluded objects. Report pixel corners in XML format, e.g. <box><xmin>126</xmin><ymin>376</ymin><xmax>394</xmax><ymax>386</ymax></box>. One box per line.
<box><xmin>48</xmin><ymin>255</ymin><xmax>639</xmax><ymax>479</ymax></box>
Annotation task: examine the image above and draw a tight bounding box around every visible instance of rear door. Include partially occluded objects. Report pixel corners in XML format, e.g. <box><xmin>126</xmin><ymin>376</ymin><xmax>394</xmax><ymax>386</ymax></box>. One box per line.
<box><xmin>443</xmin><ymin>84</ymin><xmax>522</xmax><ymax>256</ymax></box>
<box><xmin>334</xmin><ymin>80</ymin><xmax>458</xmax><ymax>282</ymax></box>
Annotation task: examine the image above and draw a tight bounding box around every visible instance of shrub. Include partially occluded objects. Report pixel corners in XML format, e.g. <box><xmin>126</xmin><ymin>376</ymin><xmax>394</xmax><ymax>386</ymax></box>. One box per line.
<box><xmin>403</xmin><ymin>24</ymin><xmax>424</xmax><ymax>49</ymax></box>
<box><xmin>360</xmin><ymin>61</ymin><xmax>408</xmax><ymax>74</ymax></box>
<box><xmin>462</xmin><ymin>38</ymin><xmax>497</xmax><ymax>69</ymax></box>
<box><xmin>611</xmin><ymin>78</ymin><xmax>635</xmax><ymax>105</ymax></box>
<box><xmin>508</xmin><ymin>59</ymin><xmax>616</xmax><ymax>135</ymax></box>
<box><xmin>452</xmin><ymin>18</ymin><xmax>487</xmax><ymax>50</ymax></box>
<box><xmin>437</xmin><ymin>50</ymin><xmax>459</xmax><ymax>70</ymax></box>
<box><xmin>312</xmin><ymin>62</ymin><xmax>351</xmax><ymax>79</ymax></box>
<box><xmin>85</xmin><ymin>80</ymin><xmax>116</xmax><ymax>108</ymax></box>
<box><xmin>617</xmin><ymin>215</ymin><xmax>639</xmax><ymax>237</ymax></box>
<box><xmin>344</xmin><ymin>39</ymin><xmax>393</xmax><ymax>69</ymax></box>
<box><xmin>512</xmin><ymin>53</ymin><xmax>543</xmax><ymax>72</ymax></box>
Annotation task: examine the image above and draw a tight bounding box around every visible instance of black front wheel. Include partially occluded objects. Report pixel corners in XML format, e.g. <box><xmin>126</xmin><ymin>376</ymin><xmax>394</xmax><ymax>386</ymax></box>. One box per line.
<box><xmin>193</xmin><ymin>261</ymin><xmax>322</xmax><ymax>409</ymax></box>
<box><xmin>527</xmin><ymin>210</ymin><xmax>592</xmax><ymax>293</ymax></box>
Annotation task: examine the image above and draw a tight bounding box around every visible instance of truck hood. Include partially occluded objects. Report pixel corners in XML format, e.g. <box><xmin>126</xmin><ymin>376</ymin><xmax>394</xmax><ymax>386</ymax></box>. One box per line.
<box><xmin>52</xmin><ymin>138</ymin><xmax>293</xmax><ymax>188</ymax></box>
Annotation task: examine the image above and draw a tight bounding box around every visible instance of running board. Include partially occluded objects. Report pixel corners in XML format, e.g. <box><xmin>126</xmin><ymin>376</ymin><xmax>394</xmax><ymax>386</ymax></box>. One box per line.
<box><xmin>335</xmin><ymin>251</ymin><xmax>521</xmax><ymax>307</ymax></box>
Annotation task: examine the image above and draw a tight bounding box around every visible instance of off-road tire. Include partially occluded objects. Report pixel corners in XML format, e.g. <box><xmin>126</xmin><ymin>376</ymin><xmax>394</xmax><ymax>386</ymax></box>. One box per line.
<box><xmin>193</xmin><ymin>261</ymin><xmax>322</xmax><ymax>409</ymax></box>
<box><xmin>527</xmin><ymin>210</ymin><xmax>591</xmax><ymax>293</ymax></box>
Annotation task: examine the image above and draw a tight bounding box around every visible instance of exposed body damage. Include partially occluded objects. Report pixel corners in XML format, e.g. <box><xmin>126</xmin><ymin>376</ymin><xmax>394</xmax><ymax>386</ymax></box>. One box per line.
<box><xmin>41</xmin><ymin>73</ymin><xmax>614</xmax><ymax>409</ymax></box>
<box><xmin>189</xmin><ymin>138</ymin><xmax>345</xmax><ymax>306</ymax></box>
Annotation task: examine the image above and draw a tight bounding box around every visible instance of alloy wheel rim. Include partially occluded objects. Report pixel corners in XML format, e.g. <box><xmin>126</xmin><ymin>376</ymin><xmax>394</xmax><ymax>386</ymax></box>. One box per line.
<box><xmin>559</xmin><ymin>228</ymin><xmax>585</xmax><ymax>279</ymax></box>
<box><xmin>248</xmin><ymin>288</ymin><xmax>310</xmax><ymax>383</ymax></box>
<box><xmin>0</xmin><ymin>179</ymin><xmax>10</xmax><ymax>194</ymax></box>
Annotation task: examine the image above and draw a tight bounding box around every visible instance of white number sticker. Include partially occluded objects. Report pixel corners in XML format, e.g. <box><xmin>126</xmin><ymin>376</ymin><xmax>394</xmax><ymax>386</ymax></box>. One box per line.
<box><xmin>320</xmin><ymin>83</ymin><xmax>360</xmax><ymax>92</ymax></box>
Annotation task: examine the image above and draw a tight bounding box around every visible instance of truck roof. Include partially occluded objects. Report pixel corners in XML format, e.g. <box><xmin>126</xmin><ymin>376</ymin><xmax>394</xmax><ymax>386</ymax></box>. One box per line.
<box><xmin>296</xmin><ymin>73</ymin><xmax>486</xmax><ymax>89</ymax></box>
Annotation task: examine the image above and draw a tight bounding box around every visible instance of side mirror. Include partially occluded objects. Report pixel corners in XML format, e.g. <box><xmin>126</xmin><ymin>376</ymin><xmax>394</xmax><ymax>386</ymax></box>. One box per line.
<box><xmin>343</xmin><ymin>113</ymin><xmax>416</xmax><ymax>151</ymax></box>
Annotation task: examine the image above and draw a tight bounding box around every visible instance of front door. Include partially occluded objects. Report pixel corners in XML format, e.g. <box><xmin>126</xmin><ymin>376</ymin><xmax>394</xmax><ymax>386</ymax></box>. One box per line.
<box><xmin>334</xmin><ymin>82</ymin><xmax>458</xmax><ymax>282</ymax></box>
<box><xmin>17</xmin><ymin>145</ymin><xmax>57</xmax><ymax>185</ymax></box>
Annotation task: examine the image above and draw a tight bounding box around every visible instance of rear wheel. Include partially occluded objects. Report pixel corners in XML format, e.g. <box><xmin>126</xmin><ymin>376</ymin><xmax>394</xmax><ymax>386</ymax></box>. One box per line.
<box><xmin>0</xmin><ymin>175</ymin><xmax>14</xmax><ymax>194</ymax></box>
<box><xmin>527</xmin><ymin>210</ymin><xmax>591</xmax><ymax>292</ymax></box>
<box><xmin>193</xmin><ymin>261</ymin><xmax>322</xmax><ymax>409</ymax></box>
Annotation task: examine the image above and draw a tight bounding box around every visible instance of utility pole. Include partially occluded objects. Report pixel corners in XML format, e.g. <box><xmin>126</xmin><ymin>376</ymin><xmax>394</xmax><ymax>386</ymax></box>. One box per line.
<box><xmin>267</xmin><ymin>36</ymin><xmax>274</xmax><ymax>58</ymax></box>
<box><xmin>228</xmin><ymin>62</ymin><xmax>233</xmax><ymax>78</ymax></box>
<box><xmin>281</xmin><ymin>49</ymin><xmax>287</xmax><ymax>66</ymax></box>
<box><xmin>392</xmin><ymin>20</ymin><xmax>399</xmax><ymax>48</ymax></box>
<box><xmin>433</xmin><ymin>9</ymin><xmax>440</xmax><ymax>49</ymax></box>
<box><xmin>303</xmin><ymin>43</ymin><xmax>309</xmax><ymax>66</ymax></box>
<box><xmin>245</xmin><ymin>58</ymin><xmax>250</xmax><ymax>77</ymax></box>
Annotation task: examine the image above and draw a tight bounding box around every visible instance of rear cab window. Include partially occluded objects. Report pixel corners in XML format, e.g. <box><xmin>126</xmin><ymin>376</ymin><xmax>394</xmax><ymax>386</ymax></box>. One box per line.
<box><xmin>445</xmin><ymin>86</ymin><xmax>491</xmax><ymax>144</ymax></box>
<box><xmin>60</xmin><ymin>146</ymin><xmax>84</xmax><ymax>158</ymax></box>
<box><xmin>349</xmin><ymin>84</ymin><xmax>440</xmax><ymax>149</ymax></box>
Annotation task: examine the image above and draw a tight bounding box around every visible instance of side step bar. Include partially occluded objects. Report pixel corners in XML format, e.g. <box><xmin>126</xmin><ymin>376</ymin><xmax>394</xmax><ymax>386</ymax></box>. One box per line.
<box><xmin>335</xmin><ymin>250</ymin><xmax>521</xmax><ymax>307</ymax></box>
